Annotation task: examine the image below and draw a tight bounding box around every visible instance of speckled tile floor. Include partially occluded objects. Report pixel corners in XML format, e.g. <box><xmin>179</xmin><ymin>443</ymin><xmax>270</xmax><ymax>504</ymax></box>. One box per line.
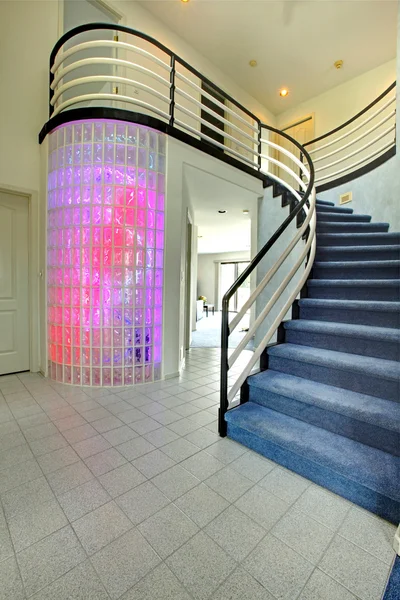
<box><xmin>0</xmin><ymin>348</ymin><xmax>396</xmax><ymax>600</ymax></box>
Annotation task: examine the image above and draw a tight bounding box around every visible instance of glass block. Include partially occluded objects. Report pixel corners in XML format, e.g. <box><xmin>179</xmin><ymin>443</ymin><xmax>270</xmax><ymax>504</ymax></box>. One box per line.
<box><xmin>113</xmin><ymin>368</ymin><xmax>122</xmax><ymax>386</ymax></box>
<box><xmin>47</xmin><ymin>121</ymin><xmax>165</xmax><ymax>387</ymax></box>
<box><xmin>103</xmin><ymin>368</ymin><xmax>111</xmax><ymax>385</ymax></box>
<box><xmin>135</xmin><ymin>366</ymin><xmax>143</xmax><ymax>384</ymax></box>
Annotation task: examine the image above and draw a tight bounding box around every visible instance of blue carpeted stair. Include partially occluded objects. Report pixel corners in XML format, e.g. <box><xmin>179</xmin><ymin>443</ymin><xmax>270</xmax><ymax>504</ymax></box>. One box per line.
<box><xmin>225</xmin><ymin>199</ymin><xmax>400</xmax><ymax>524</ymax></box>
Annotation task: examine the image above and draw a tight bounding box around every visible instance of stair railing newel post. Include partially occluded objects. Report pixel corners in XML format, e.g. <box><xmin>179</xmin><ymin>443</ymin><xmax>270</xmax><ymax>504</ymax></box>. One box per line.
<box><xmin>219</xmin><ymin>295</ymin><xmax>230</xmax><ymax>437</ymax></box>
<box><xmin>169</xmin><ymin>54</ymin><xmax>176</xmax><ymax>127</ymax></box>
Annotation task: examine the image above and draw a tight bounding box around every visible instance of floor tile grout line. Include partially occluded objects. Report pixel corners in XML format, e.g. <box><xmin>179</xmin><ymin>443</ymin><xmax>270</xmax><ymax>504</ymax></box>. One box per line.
<box><xmin>0</xmin><ymin>494</ymin><xmax>27</xmax><ymax>598</ymax></box>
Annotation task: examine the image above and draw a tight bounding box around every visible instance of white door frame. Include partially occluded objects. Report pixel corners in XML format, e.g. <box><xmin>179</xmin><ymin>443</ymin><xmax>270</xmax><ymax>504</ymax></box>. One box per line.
<box><xmin>0</xmin><ymin>185</ymin><xmax>40</xmax><ymax>373</ymax></box>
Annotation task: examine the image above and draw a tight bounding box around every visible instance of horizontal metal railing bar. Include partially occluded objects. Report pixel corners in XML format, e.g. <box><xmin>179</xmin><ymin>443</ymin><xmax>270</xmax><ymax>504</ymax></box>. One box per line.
<box><xmin>49</xmin><ymin>23</ymin><xmax>259</xmax><ymax>123</ymax></box>
<box><xmin>175</xmin><ymin>71</ymin><xmax>259</xmax><ymax>133</ymax></box>
<box><xmin>220</xmin><ymin>140</ymin><xmax>315</xmax><ymax>309</ymax></box>
<box><xmin>308</xmin><ymin>96</ymin><xmax>396</xmax><ymax>155</ymax></box>
<box><xmin>315</xmin><ymin>139</ymin><xmax>395</xmax><ymax>183</ymax></box>
<box><xmin>52</xmin><ymin>75</ymin><xmax>171</xmax><ymax>106</ymax></box>
<box><xmin>174</xmin><ymin>118</ymin><xmax>257</xmax><ymax>167</ymax></box>
<box><xmin>227</xmin><ymin>199</ymin><xmax>317</xmax><ymax>402</ymax></box>
<box><xmin>175</xmin><ymin>87</ymin><xmax>257</xmax><ymax>145</ymax></box>
<box><xmin>52</xmin><ymin>93</ymin><xmax>171</xmax><ymax>120</ymax></box>
<box><xmin>228</xmin><ymin>200</ymin><xmax>315</xmax><ymax>367</ymax></box>
<box><xmin>175</xmin><ymin>103</ymin><xmax>258</xmax><ymax>156</ymax></box>
<box><xmin>51</xmin><ymin>39</ymin><xmax>171</xmax><ymax>74</ymax></box>
<box><xmin>315</xmin><ymin>124</ymin><xmax>395</xmax><ymax>172</ymax></box>
<box><xmin>228</xmin><ymin>195</ymin><xmax>315</xmax><ymax>337</ymax></box>
<box><xmin>174</xmin><ymin>60</ymin><xmax>259</xmax><ymax>124</ymax></box>
<box><xmin>260</xmin><ymin>137</ymin><xmax>310</xmax><ymax>178</ymax></box>
<box><xmin>304</xmin><ymin>81</ymin><xmax>396</xmax><ymax>147</ymax></box>
<box><xmin>313</xmin><ymin>110</ymin><xmax>396</xmax><ymax>163</ymax></box>
<box><xmin>51</xmin><ymin>57</ymin><xmax>171</xmax><ymax>90</ymax></box>
<box><xmin>259</xmin><ymin>155</ymin><xmax>307</xmax><ymax>190</ymax></box>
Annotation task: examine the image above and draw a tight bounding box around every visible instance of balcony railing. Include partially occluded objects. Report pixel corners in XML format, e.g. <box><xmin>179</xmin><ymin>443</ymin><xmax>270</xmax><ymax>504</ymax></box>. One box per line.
<box><xmin>303</xmin><ymin>82</ymin><xmax>396</xmax><ymax>192</ymax></box>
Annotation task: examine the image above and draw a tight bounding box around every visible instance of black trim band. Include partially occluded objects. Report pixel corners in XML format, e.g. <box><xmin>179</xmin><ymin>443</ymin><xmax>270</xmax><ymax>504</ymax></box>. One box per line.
<box><xmin>316</xmin><ymin>145</ymin><xmax>396</xmax><ymax>192</ymax></box>
<box><xmin>39</xmin><ymin>107</ymin><xmax>269</xmax><ymax>184</ymax></box>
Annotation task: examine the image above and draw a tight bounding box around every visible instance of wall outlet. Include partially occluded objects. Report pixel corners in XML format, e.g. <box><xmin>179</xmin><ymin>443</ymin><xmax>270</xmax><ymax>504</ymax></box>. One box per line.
<box><xmin>339</xmin><ymin>191</ymin><xmax>352</xmax><ymax>205</ymax></box>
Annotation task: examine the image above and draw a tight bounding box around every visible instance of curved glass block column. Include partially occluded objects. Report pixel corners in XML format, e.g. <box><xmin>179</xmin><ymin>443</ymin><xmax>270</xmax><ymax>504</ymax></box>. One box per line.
<box><xmin>47</xmin><ymin>120</ymin><xmax>165</xmax><ymax>386</ymax></box>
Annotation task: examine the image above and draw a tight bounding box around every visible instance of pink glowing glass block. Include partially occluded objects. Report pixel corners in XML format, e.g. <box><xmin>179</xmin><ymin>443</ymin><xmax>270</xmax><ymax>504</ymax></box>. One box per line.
<box><xmin>47</xmin><ymin>120</ymin><xmax>165</xmax><ymax>387</ymax></box>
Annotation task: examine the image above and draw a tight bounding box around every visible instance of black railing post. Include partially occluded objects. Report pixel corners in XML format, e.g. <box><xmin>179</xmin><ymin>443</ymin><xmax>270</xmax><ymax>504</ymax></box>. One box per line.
<box><xmin>258</xmin><ymin>121</ymin><xmax>262</xmax><ymax>171</ymax></box>
<box><xmin>49</xmin><ymin>59</ymin><xmax>54</xmax><ymax>118</ymax></box>
<box><xmin>299</xmin><ymin>151</ymin><xmax>304</xmax><ymax>193</ymax></box>
<box><xmin>169</xmin><ymin>55</ymin><xmax>176</xmax><ymax>127</ymax></box>
<box><xmin>219</xmin><ymin>297</ymin><xmax>229</xmax><ymax>437</ymax></box>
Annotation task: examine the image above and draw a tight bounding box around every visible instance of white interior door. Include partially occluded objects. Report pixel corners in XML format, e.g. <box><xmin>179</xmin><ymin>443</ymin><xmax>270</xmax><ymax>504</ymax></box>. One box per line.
<box><xmin>0</xmin><ymin>191</ymin><xmax>29</xmax><ymax>375</ymax></box>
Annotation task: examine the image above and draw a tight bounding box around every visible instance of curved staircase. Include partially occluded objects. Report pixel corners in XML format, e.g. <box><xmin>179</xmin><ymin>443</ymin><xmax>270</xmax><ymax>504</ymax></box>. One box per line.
<box><xmin>225</xmin><ymin>198</ymin><xmax>400</xmax><ymax>524</ymax></box>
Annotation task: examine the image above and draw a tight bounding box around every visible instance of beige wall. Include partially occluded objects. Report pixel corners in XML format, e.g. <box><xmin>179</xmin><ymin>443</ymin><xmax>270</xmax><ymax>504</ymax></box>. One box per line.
<box><xmin>0</xmin><ymin>1</ymin><xmax>60</xmax><ymax>192</ymax></box>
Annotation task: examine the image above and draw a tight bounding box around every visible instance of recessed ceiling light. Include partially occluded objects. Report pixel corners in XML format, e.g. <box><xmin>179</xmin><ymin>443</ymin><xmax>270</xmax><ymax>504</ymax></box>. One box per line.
<box><xmin>243</xmin><ymin>209</ymin><xmax>250</xmax><ymax>214</ymax></box>
<box><xmin>279</xmin><ymin>88</ymin><xmax>289</xmax><ymax>98</ymax></box>
<box><xmin>334</xmin><ymin>59</ymin><xmax>344</xmax><ymax>69</ymax></box>
<box><xmin>218</xmin><ymin>210</ymin><xmax>227</xmax><ymax>214</ymax></box>
<box><xmin>181</xmin><ymin>0</ymin><xmax>190</xmax><ymax>3</ymax></box>
<box><xmin>249</xmin><ymin>60</ymin><xmax>257</xmax><ymax>68</ymax></box>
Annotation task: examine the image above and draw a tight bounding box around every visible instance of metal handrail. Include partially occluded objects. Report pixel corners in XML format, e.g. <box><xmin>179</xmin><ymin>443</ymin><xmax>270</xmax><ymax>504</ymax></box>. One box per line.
<box><xmin>219</xmin><ymin>126</ymin><xmax>315</xmax><ymax>436</ymax></box>
<box><xmin>301</xmin><ymin>81</ymin><xmax>396</xmax><ymax>190</ymax></box>
<box><xmin>304</xmin><ymin>81</ymin><xmax>396</xmax><ymax>148</ymax></box>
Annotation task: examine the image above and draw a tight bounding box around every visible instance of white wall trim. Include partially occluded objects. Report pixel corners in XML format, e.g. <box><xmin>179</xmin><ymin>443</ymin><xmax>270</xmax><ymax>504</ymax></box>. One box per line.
<box><xmin>0</xmin><ymin>184</ymin><xmax>40</xmax><ymax>373</ymax></box>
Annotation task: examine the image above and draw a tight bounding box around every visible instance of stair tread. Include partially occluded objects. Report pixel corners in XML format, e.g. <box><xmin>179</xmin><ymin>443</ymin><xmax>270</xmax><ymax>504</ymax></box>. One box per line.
<box><xmin>298</xmin><ymin>299</ymin><xmax>400</xmax><ymax>312</ymax></box>
<box><xmin>316</xmin><ymin>200</ymin><xmax>335</xmax><ymax>206</ymax></box>
<box><xmin>316</xmin><ymin>207</ymin><xmax>354</xmax><ymax>214</ymax></box>
<box><xmin>316</xmin><ymin>245</ymin><xmax>400</xmax><ymax>252</ymax></box>
<box><xmin>308</xmin><ymin>279</ymin><xmax>400</xmax><ymax>287</ymax></box>
<box><xmin>317</xmin><ymin>233</ymin><xmax>400</xmax><ymax>238</ymax></box>
<box><xmin>317</xmin><ymin>213</ymin><xmax>371</xmax><ymax>219</ymax></box>
<box><xmin>267</xmin><ymin>343</ymin><xmax>400</xmax><ymax>382</ymax></box>
<box><xmin>313</xmin><ymin>260</ymin><xmax>400</xmax><ymax>268</ymax></box>
<box><xmin>317</xmin><ymin>222</ymin><xmax>389</xmax><ymax>228</ymax></box>
<box><xmin>225</xmin><ymin>403</ymin><xmax>400</xmax><ymax>501</ymax></box>
<box><xmin>247</xmin><ymin>370</ymin><xmax>400</xmax><ymax>433</ymax></box>
<box><xmin>284</xmin><ymin>319</ymin><xmax>400</xmax><ymax>342</ymax></box>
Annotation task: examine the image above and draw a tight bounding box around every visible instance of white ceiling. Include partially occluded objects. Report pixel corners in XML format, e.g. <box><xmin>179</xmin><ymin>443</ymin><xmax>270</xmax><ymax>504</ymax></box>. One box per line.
<box><xmin>183</xmin><ymin>165</ymin><xmax>259</xmax><ymax>254</ymax></box>
<box><xmin>138</xmin><ymin>0</ymin><xmax>397</xmax><ymax>115</ymax></box>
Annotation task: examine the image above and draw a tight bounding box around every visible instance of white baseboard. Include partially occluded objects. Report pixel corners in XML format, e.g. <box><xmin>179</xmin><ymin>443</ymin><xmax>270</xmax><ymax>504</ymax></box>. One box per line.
<box><xmin>164</xmin><ymin>371</ymin><xmax>180</xmax><ymax>380</ymax></box>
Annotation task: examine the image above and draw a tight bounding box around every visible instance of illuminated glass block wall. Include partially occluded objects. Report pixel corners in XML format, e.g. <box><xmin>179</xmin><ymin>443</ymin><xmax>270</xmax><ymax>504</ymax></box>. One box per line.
<box><xmin>47</xmin><ymin>120</ymin><xmax>165</xmax><ymax>386</ymax></box>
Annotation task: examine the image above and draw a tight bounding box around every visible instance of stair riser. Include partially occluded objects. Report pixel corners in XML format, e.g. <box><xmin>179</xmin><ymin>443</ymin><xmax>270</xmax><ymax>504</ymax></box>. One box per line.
<box><xmin>248</xmin><ymin>387</ymin><xmax>400</xmax><ymax>456</ymax></box>
<box><xmin>227</xmin><ymin>423</ymin><xmax>400</xmax><ymax>524</ymax></box>
<box><xmin>316</xmin><ymin>206</ymin><xmax>353</xmax><ymax>214</ymax></box>
<box><xmin>285</xmin><ymin>330</ymin><xmax>400</xmax><ymax>361</ymax></box>
<box><xmin>299</xmin><ymin>307</ymin><xmax>400</xmax><ymax>329</ymax></box>
<box><xmin>268</xmin><ymin>355</ymin><xmax>399</xmax><ymax>402</ymax></box>
<box><xmin>317</xmin><ymin>234</ymin><xmax>400</xmax><ymax>247</ymax></box>
<box><xmin>317</xmin><ymin>224</ymin><xmax>389</xmax><ymax>234</ymax></box>
<box><xmin>312</xmin><ymin>266</ymin><xmax>400</xmax><ymax>280</ymax></box>
<box><xmin>317</xmin><ymin>215</ymin><xmax>371</xmax><ymax>223</ymax></box>
<box><xmin>308</xmin><ymin>286</ymin><xmax>400</xmax><ymax>301</ymax></box>
<box><xmin>316</xmin><ymin>249</ymin><xmax>400</xmax><ymax>261</ymax></box>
